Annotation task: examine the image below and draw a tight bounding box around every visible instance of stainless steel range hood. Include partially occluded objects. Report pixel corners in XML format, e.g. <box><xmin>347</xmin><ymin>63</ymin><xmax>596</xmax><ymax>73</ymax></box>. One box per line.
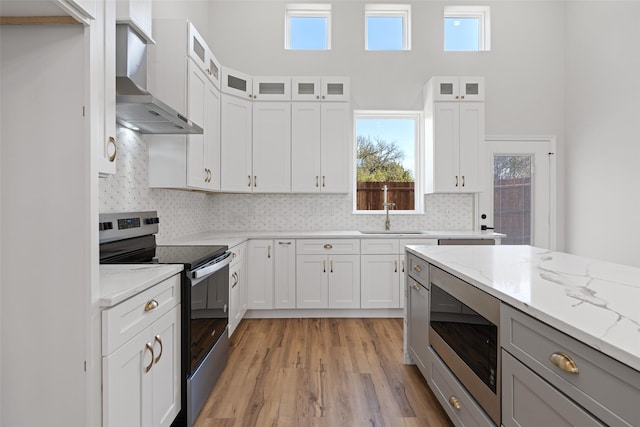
<box><xmin>116</xmin><ymin>25</ymin><xmax>203</xmax><ymax>134</ymax></box>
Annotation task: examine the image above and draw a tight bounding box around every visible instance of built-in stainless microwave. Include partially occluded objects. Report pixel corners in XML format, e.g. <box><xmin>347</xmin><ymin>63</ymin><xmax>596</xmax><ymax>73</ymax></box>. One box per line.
<box><xmin>428</xmin><ymin>265</ymin><xmax>501</xmax><ymax>425</ymax></box>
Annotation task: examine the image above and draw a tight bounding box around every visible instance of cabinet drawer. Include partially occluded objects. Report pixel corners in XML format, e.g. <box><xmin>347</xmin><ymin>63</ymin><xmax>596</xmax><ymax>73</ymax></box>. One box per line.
<box><xmin>296</xmin><ymin>239</ymin><xmax>360</xmax><ymax>255</ymax></box>
<box><xmin>501</xmin><ymin>304</ymin><xmax>640</xmax><ymax>427</ymax></box>
<box><xmin>229</xmin><ymin>242</ymin><xmax>246</xmax><ymax>269</ymax></box>
<box><xmin>406</xmin><ymin>253</ymin><xmax>428</xmax><ymax>283</ymax></box>
<box><xmin>102</xmin><ymin>274</ymin><xmax>180</xmax><ymax>356</ymax></box>
<box><xmin>502</xmin><ymin>350</ymin><xmax>604</xmax><ymax>427</ymax></box>
<box><xmin>426</xmin><ymin>348</ymin><xmax>495</xmax><ymax>427</ymax></box>
<box><xmin>361</xmin><ymin>239</ymin><xmax>399</xmax><ymax>254</ymax></box>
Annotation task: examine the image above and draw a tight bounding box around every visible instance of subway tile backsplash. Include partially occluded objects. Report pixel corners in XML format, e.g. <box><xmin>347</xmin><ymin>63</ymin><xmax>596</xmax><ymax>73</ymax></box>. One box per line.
<box><xmin>99</xmin><ymin>129</ymin><xmax>474</xmax><ymax>242</ymax></box>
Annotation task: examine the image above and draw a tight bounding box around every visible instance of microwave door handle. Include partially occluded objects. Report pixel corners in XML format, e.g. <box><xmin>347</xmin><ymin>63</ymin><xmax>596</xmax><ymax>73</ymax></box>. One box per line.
<box><xmin>192</xmin><ymin>252</ymin><xmax>232</xmax><ymax>280</ymax></box>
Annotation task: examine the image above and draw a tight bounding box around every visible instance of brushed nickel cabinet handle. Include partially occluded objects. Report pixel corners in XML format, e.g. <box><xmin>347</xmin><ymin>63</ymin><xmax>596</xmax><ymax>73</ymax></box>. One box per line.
<box><xmin>462</xmin><ymin>175</ymin><xmax>465</xmax><ymax>187</ymax></box>
<box><xmin>330</xmin><ymin>260</ymin><xmax>333</xmax><ymax>273</ymax></box>
<box><xmin>394</xmin><ymin>260</ymin><xmax>398</xmax><ymax>273</ymax></box>
<box><xmin>323</xmin><ymin>243</ymin><xmax>333</xmax><ymax>249</ymax></box>
<box><xmin>550</xmin><ymin>352</ymin><xmax>579</xmax><ymax>373</ymax></box>
<box><xmin>322</xmin><ymin>176</ymin><xmax>326</xmax><ymax>187</ymax></box>
<box><xmin>401</xmin><ymin>260</ymin><xmax>405</xmax><ymax>273</ymax></box>
<box><xmin>154</xmin><ymin>335</ymin><xmax>163</xmax><ymax>364</ymax></box>
<box><xmin>248</xmin><ymin>175</ymin><xmax>252</xmax><ymax>187</ymax></box>
<box><xmin>455</xmin><ymin>176</ymin><xmax>459</xmax><ymax>187</ymax></box>
<box><xmin>144</xmin><ymin>343</ymin><xmax>154</xmax><ymax>373</ymax></box>
<box><xmin>267</xmin><ymin>245</ymin><xmax>271</xmax><ymax>258</ymax></box>
<box><xmin>315</xmin><ymin>176</ymin><xmax>319</xmax><ymax>187</ymax></box>
<box><xmin>278</xmin><ymin>241</ymin><xmax>292</xmax><ymax>245</ymax></box>
<box><xmin>144</xmin><ymin>299</ymin><xmax>159</xmax><ymax>312</ymax></box>
<box><xmin>448</xmin><ymin>396</ymin><xmax>461</xmax><ymax>411</ymax></box>
<box><xmin>323</xmin><ymin>260</ymin><xmax>326</xmax><ymax>273</ymax></box>
<box><xmin>107</xmin><ymin>136</ymin><xmax>117</xmax><ymax>162</ymax></box>
<box><xmin>254</xmin><ymin>176</ymin><xmax>257</xmax><ymax>187</ymax></box>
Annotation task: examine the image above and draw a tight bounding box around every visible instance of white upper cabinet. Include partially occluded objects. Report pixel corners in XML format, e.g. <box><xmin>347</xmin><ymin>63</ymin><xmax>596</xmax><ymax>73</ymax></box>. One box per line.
<box><xmin>428</xmin><ymin>76</ymin><xmax>484</xmax><ymax>102</ymax></box>
<box><xmin>252</xmin><ymin>102</ymin><xmax>292</xmax><ymax>192</ymax></box>
<box><xmin>115</xmin><ymin>0</ymin><xmax>153</xmax><ymax>43</ymax></box>
<box><xmin>252</xmin><ymin>76</ymin><xmax>291</xmax><ymax>101</ymax></box>
<box><xmin>147</xmin><ymin>20</ymin><xmax>220</xmax><ymax>191</ymax></box>
<box><xmin>187</xmin><ymin>23</ymin><xmax>221</xmax><ymax>88</ymax></box>
<box><xmin>424</xmin><ymin>76</ymin><xmax>485</xmax><ymax>193</ymax></box>
<box><xmin>222</xmin><ymin>67</ymin><xmax>253</xmax><ymax>100</ymax></box>
<box><xmin>220</xmin><ymin>94</ymin><xmax>253</xmax><ymax>192</ymax></box>
<box><xmin>291</xmin><ymin>77</ymin><xmax>350</xmax><ymax>101</ymax></box>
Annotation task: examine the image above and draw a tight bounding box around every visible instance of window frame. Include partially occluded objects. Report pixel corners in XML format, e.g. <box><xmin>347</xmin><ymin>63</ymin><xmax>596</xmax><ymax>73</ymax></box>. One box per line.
<box><xmin>443</xmin><ymin>5</ymin><xmax>491</xmax><ymax>52</ymax></box>
<box><xmin>353</xmin><ymin>110</ymin><xmax>424</xmax><ymax>215</ymax></box>
<box><xmin>364</xmin><ymin>4</ymin><xmax>412</xmax><ymax>51</ymax></box>
<box><xmin>285</xmin><ymin>3</ymin><xmax>332</xmax><ymax>50</ymax></box>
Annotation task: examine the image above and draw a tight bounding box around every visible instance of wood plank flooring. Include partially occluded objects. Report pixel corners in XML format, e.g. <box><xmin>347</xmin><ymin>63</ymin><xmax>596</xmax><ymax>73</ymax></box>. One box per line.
<box><xmin>194</xmin><ymin>318</ymin><xmax>453</xmax><ymax>427</ymax></box>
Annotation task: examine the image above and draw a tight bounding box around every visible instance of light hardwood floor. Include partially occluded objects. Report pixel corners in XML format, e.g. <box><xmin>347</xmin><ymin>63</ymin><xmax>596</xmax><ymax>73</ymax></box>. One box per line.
<box><xmin>194</xmin><ymin>318</ymin><xmax>453</xmax><ymax>427</ymax></box>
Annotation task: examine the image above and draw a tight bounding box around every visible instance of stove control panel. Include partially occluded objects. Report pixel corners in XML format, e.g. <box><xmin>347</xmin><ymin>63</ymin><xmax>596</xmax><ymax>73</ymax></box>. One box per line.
<box><xmin>98</xmin><ymin>211</ymin><xmax>159</xmax><ymax>243</ymax></box>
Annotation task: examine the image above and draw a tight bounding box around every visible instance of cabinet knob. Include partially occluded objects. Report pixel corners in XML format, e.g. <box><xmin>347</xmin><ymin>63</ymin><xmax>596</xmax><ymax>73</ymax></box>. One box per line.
<box><xmin>448</xmin><ymin>396</ymin><xmax>461</xmax><ymax>411</ymax></box>
<box><xmin>412</xmin><ymin>283</ymin><xmax>420</xmax><ymax>291</ymax></box>
<box><xmin>550</xmin><ymin>352</ymin><xmax>579</xmax><ymax>373</ymax></box>
<box><xmin>461</xmin><ymin>95</ymin><xmax>465</xmax><ymax>99</ymax></box>
<box><xmin>316</xmin><ymin>95</ymin><xmax>320</xmax><ymax>100</ymax></box>
<box><xmin>413</xmin><ymin>265</ymin><xmax>422</xmax><ymax>273</ymax></box>
<box><xmin>323</xmin><ymin>243</ymin><xmax>333</xmax><ymax>249</ymax></box>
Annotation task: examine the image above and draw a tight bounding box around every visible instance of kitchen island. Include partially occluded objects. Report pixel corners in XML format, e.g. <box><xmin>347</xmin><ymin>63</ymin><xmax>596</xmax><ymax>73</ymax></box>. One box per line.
<box><xmin>405</xmin><ymin>244</ymin><xmax>640</xmax><ymax>427</ymax></box>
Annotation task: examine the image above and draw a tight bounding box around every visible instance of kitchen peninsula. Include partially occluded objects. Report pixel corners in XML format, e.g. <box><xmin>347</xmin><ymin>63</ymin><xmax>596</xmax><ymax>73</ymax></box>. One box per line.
<box><xmin>405</xmin><ymin>244</ymin><xmax>640</xmax><ymax>427</ymax></box>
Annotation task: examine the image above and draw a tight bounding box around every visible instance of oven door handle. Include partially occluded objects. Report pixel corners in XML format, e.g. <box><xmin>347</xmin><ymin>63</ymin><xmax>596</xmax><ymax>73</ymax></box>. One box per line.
<box><xmin>192</xmin><ymin>252</ymin><xmax>232</xmax><ymax>280</ymax></box>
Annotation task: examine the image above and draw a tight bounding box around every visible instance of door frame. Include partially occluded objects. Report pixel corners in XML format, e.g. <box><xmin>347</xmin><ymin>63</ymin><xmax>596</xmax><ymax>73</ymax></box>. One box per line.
<box><xmin>477</xmin><ymin>135</ymin><xmax>557</xmax><ymax>249</ymax></box>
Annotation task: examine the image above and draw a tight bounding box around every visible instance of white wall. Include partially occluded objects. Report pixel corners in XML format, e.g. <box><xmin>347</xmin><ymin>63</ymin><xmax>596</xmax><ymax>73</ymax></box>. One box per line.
<box><xmin>565</xmin><ymin>1</ymin><xmax>640</xmax><ymax>267</ymax></box>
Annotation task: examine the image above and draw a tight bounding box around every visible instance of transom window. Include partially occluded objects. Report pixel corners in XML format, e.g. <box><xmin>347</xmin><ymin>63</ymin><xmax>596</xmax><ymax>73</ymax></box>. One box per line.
<box><xmin>365</xmin><ymin>4</ymin><xmax>411</xmax><ymax>51</ymax></box>
<box><xmin>285</xmin><ymin>4</ymin><xmax>332</xmax><ymax>50</ymax></box>
<box><xmin>354</xmin><ymin>112</ymin><xmax>422</xmax><ymax>213</ymax></box>
<box><xmin>444</xmin><ymin>6</ymin><xmax>491</xmax><ymax>51</ymax></box>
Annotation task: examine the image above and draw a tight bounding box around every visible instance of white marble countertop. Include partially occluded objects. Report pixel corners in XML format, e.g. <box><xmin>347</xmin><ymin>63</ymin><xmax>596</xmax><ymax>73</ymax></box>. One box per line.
<box><xmin>405</xmin><ymin>244</ymin><xmax>640</xmax><ymax>372</ymax></box>
<box><xmin>100</xmin><ymin>264</ymin><xmax>183</xmax><ymax>308</ymax></box>
<box><xmin>162</xmin><ymin>229</ymin><xmax>504</xmax><ymax>247</ymax></box>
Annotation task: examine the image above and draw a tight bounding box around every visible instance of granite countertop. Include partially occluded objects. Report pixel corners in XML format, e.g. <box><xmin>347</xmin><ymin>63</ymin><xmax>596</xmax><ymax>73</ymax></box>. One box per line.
<box><xmin>162</xmin><ymin>229</ymin><xmax>504</xmax><ymax>247</ymax></box>
<box><xmin>405</xmin><ymin>244</ymin><xmax>640</xmax><ymax>372</ymax></box>
<box><xmin>100</xmin><ymin>264</ymin><xmax>184</xmax><ymax>308</ymax></box>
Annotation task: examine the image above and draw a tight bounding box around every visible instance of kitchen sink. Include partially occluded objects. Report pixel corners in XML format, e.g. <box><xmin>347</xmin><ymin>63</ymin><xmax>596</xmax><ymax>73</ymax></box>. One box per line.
<box><xmin>359</xmin><ymin>230</ymin><xmax>429</xmax><ymax>235</ymax></box>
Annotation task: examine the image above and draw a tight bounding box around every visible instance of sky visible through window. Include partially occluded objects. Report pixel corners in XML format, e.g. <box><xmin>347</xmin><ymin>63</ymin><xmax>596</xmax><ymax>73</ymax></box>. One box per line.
<box><xmin>356</xmin><ymin>118</ymin><xmax>416</xmax><ymax>178</ymax></box>
<box><xmin>444</xmin><ymin>17</ymin><xmax>480</xmax><ymax>51</ymax></box>
<box><xmin>289</xmin><ymin>16</ymin><xmax>328</xmax><ymax>49</ymax></box>
<box><xmin>367</xmin><ymin>16</ymin><xmax>404</xmax><ymax>50</ymax></box>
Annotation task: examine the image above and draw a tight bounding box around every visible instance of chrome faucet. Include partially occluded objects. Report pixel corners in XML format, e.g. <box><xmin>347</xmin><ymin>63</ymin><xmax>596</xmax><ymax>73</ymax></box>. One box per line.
<box><xmin>382</xmin><ymin>185</ymin><xmax>395</xmax><ymax>231</ymax></box>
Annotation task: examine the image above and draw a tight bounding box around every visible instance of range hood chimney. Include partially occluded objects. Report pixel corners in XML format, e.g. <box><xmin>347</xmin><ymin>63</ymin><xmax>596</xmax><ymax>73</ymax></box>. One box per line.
<box><xmin>115</xmin><ymin>25</ymin><xmax>203</xmax><ymax>134</ymax></box>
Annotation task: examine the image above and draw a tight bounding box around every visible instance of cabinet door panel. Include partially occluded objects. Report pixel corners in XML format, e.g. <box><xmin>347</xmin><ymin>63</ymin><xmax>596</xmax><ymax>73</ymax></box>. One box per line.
<box><xmin>252</xmin><ymin>102</ymin><xmax>291</xmax><ymax>192</ymax></box>
<box><xmin>296</xmin><ymin>255</ymin><xmax>328</xmax><ymax>308</ymax></box>
<box><xmin>186</xmin><ymin>62</ymin><xmax>207</xmax><ymax>189</ymax></box>
<box><xmin>408</xmin><ymin>278</ymin><xmax>429</xmax><ymax>372</ymax></box>
<box><xmin>152</xmin><ymin>308</ymin><xmax>181</xmax><ymax>427</ymax></box>
<box><xmin>361</xmin><ymin>255</ymin><xmax>400</xmax><ymax>308</ymax></box>
<box><xmin>274</xmin><ymin>240</ymin><xmax>296</xmax><ymax>309</ymax></box>
<box><xmin>458</xmin><ymin>103</ymin><xmax>484</xmax><ymax>192</ymax></box>
<box><xmin>433</xmin><ymin>103</ymin><xmax>459</xmax><ymax>193</ymax></box>
<box><xmin>247</xmin><ymin>240</ymin><xmax>274</xmax><ymax>309</ymax></box>
<box><xmin>502</xmin><ymin>350</ymin><xmax>604</xmax><ymax>427</ymax></box>
<box><xmin>328</xmin><ymin>255</ymin><xmax>360</xmax><ymax>308</ymax></box>
<box><xmin>221</xmin><ymin>94</ymin><xmax>253</xmax><ymax>192</ymax></box>
<box><xmin>320</xmin><ymin>103</ymin><xmax>351</xmax><ymax>193</ymax></box>
<box><xmin>291</xmin><ymin>103</ymin><xmax>322</xmax><ymax>192</ymax></box>
<box><xmin>204</xmin><ymin>82</ymin><xmax>221</xmax><ymax>190</ymax></box>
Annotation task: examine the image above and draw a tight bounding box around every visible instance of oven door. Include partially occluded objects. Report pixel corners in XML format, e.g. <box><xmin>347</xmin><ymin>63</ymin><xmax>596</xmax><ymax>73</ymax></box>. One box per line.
<box><xmin>183</xmin><ymin>252</ymin><xmax>231</xmax><ymax>426</ymax></box>
<box><xmin>428</xmin><ymin>265</ymin><xmax>501</xmax><ymax>425</ymax></box>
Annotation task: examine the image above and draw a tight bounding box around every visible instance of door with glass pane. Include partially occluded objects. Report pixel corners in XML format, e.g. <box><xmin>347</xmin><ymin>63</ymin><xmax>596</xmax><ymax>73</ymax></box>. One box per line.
<box><xmin>479</xmin><ymin>138</ymin><xmax>555</xmax><ymax>249</ymax></box>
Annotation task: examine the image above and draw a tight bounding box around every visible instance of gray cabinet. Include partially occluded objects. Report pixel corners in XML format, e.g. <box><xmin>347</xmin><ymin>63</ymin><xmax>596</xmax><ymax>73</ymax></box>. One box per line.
<box><xmin>407</xmin><ymin>274</ymin><xmax>429</xmax><ymax>375</ymax></box>
<box><xmin>502</xmin><ymin>350</ymin><xmax>604</xmax><ymax>427</ymax></box>
<box><xmin>501</xmin><ymin>304</ymin><xmax>640</xmax><ymax>427</ymax></box>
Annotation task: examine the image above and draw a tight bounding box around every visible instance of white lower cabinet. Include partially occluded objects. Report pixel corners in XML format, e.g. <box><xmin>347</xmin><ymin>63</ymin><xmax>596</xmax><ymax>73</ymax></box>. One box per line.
<box><xmin>296</xmin><ymin>254</ymin><xmax>360</xmax><ymax>309</ymax></box>
<box><xmin>247</xmin><ymin>239</ymin><xmax>274</xmax><ymax>309</ymax></box>
<box><xmin>228</xmin><ymin>242</ymin><xmax>247</xmax><ymax>335</ymax></box>
<box><xmin>102</xmin><ymin>275</ymin><xmax>181</xmax><ymax>427</ymax></box>
<box><xmin>274</xmin><ymin>240</ymin><xmax>296</xmax><ymax>309</ymax></box>
<box><xmin>361</xmin><ymin>254</ymin><xmax>403</xmax><ymax>308</ymax></box>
